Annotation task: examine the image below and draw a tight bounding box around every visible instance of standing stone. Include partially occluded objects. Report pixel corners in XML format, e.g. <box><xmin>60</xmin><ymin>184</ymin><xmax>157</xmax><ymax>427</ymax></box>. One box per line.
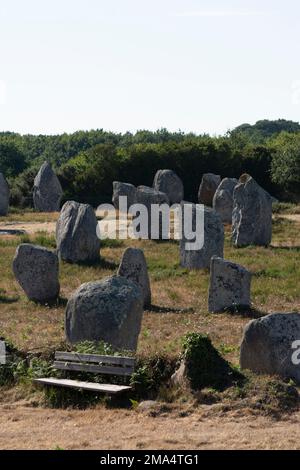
<box><xmin>180</xmin><ymin>204</ymin><xmax>224</xmax><ymax>270</ymax></box>
<box><xmin>13</xmin><ymin>244</ymin><xmax>60</xmax><ymax>303</ymax></box>
<box><xmin>135</xmin><ymin>186</ymin><xmax>170</xmax><ymax>239</ymax></box>
<box><xmin>232</xmin><ymin>174</ymin><xmax>272</xmax><ymax>247</ymax></box>
<box><xmin>198</xmin><ymin>173</ymin><xmax>221</xmax><ymax>206</ymax></box>
<box><xmin>240</xmin><ymin>313</ymin><xmax>300</xmax><ymax>384</ymax></box>
<box><xmin>33</xmin><ymin>162</ymin><xmax>63</xmax><ymax>212</ymax></box>
<box><xmin>0</xmin><ymin>341</ymin><xmax>6</xmax><ymax>365</ymax></box>
<box><xmin>0</xmin><ymin>173</ymin><xmax>9</xmax><ymax>216</ymax></box>
<box><xmin>213</xmin><ymin>178</ymin><xmax>238</xmax><ymax>224</ymax></box>
<box><xmin>208</xmin><ymin>257</ymin><xmax>251</xmax><ymax>313</ymax></box>
<box><xmin>118</xmin><ymin>247</ymin><xmax>151</xmax><ymax>307</ymax></box>
<box><xmin>65</xmin><ymin>275</ymin><xmax>144</xmax><ymax>351</ymax></box>
<box><xmin>112</xmin><ymin>182</ymin><xmax>137</xmax><ymax>211</ymax></box>
<box><xmin>153</xmin><ymin>169</ymin><xmax>184</xmax><ymax>204</ymax></box>
<box><xmin>56</xmin><ymin>201</ymin><xmax>100</xmax><ymax>263</ymax></box>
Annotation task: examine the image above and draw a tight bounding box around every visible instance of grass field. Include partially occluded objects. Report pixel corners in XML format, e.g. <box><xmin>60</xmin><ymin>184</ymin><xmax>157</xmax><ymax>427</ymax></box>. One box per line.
<box><xmin>0</xmin><ymin>212</ymin><xmax>299</xmax><ymax>362</ymax></box>
<box><xmin>0</xmin><ymin>210</ymin><xmax>300</xmax><ymax>449</ymax></box>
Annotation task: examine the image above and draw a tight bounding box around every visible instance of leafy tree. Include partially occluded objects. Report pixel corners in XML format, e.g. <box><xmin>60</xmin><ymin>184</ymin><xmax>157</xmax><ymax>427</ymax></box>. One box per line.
<box><xmin>271</xmin><ymin>133</ymin><xmax>300</xmax><ymax>200</ymax></box>
<box><xmin>0</xmin><ymin>140</ymin><xmax>26</xmax><ymax>177</ymax></box>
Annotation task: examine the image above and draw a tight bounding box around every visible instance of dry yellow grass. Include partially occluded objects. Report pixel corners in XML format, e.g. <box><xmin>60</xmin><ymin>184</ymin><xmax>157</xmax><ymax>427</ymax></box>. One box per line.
<box><xmin>0</xmin><ymin>210</ymin><xmax>300</xmax><ymax>449</ymax></box>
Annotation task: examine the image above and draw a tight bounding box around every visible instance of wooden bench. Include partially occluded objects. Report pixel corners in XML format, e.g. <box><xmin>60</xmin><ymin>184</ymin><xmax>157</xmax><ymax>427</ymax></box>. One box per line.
<box><xmin>34</xmin><ymin>351</ymin><xmax>135</xmax><ymax>395</ymax></box>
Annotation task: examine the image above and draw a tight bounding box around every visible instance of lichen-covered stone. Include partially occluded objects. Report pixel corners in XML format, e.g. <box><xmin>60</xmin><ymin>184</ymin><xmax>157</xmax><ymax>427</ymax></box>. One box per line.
<box><xmin>208</xmin><ymin>257</ymin><xmax>251</xmax><ymax>313</ymax></box>
<box><xmin>33</xmin><ymin>162</ymin><xmax>63</xmax><ymax>212</ymax></box>
<box><xmin>0</xmin><ymin>173</ymin><xmax>9</xmax><ymax>216</ymax></box>
<box><xmin>153</xmin><ymin>169</ymin><xmax>184</xmax><ymax>204</ymax></box>
<box><xmin>240</xmin><ymin>313</ymin><xmax>300</xmax><ymax>384</ymax></box>
<box><xmin>135</xmin><ymin>186</ymin><xmax>170</xmax><ymax>239</ymax></box>
<box><xmin>112</xmin><ymin>181</ymin><xmax>137</xmax><ymax>211</ymax></box>
<box><xmin>213</xmin><ymin>177</ymin><xmax>238</xmax><ymax>224</ymax></box>
<box><xmin>56</xmin><ymin>201</ymin><xmax>100</xmax><ymax>263</ymax></box>
<box><xmin>180</xmin><ymin>204</ymin><xmax>224</xmax><ymax>269</ymax></box>
<box><xmin>118</xmin><ymin>247</ymin><xmax>151</xmax><ymax>307</ymax></box>
<box><xmin>232</xmin><ymin>174</ymin><xmax>272</xmax><ymax>247</ymax></box>
<box><xmin>198</xmin><ymin>173</ymin><xmax>221</xmax><ymax>206</ymax></box>
<box><xmin>13</xmin><ymin>244</ymin><xmax>60</xmax><ymax>303</ymax></box>
<box><xmin>65</xmin><ymin>275</ymin><xmax>144</xmax><ymax>351</ymax></box>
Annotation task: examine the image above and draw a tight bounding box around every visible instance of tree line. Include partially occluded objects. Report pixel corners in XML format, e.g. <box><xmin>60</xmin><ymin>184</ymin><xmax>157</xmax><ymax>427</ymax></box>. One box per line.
<box><xmin>0</xmin><ymin>119</ymin><xmax>300</xmax><ymax>208</ymax></box>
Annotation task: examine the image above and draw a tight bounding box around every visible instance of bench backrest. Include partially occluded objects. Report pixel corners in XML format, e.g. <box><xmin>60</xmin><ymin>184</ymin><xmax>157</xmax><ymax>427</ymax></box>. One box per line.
<box><xmin>54</xmin><ymin>351</ymin><xmax>135</xmax><ymax>377</ymax></box>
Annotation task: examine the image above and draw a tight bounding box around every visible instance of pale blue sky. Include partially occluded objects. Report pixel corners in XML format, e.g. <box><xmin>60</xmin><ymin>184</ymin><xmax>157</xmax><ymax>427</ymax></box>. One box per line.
<box><xmin>0</xmin><ymin>0</ymin><xmax>299</xmax><ymax>135</ymax></box>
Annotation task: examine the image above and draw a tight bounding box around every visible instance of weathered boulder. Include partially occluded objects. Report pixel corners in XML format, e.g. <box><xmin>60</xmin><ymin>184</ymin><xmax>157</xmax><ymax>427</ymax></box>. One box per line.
<box><xmin>232</xmin><ymin>174</ymin><xmax>272</xmax><ymax>247</ymax></box>
<box><xmin>180</xmin><ymin>204</ymin><xmax>224</xmax><ymax>269</ymax></box>
<box><xmin>56</xmin><ymin>201</ymin><xmax>100</xmax><ymax>263</ymax></box>
<box><xmin>240</xmin><ymin>313</ymin><xmax>300</xmax><ymax>384</ymax></box>
<box><xmin>13</xmin><ymin>244</ymin><xmax>60</xmax><ymax>303</ymax></box>
<box><xmin>208</xmin><ymin>257</ymin><xmax>251</xmax><ymax>313</ymax></box>
<box><xmin>153</xmin><ymin>169</ymin><xmax>184</xmax><ymax>204</ymax></box>
<box><xmin>33</xmin><ymin>162</ymin><xmax>63</xmax><ymax>212</ymax></box>
<box><xmin>118</xmin><ymin>247</ymin><xmax>151</xmax><ymax>307</ymax></box>
<box><xmin>65</xmin><ymin>275</ymin><xmax>144</xmax><ymax>351</ymax></box>
<box><xmin>135</xmin><ymin>186</ymin><xmax>170</xmax><ymax>239</ymax></box>
<box><xmin>0</xmin><ymin>173</ymin><xmax>9</xmax><ymax>216</ymax></box>
<box><xmin>198</xmin><ymin>173</ymin><xmax>221</xmax><ymax>206</ymax></box>
<box><xmin>213</xmin><ymin>177</ymin><xmax>238</xmax><ymax>224</ymax></box>
<box><xmin>112</xmin><ymin>181</ymin><xmax>137</xmax><ymax>211</ymax></box>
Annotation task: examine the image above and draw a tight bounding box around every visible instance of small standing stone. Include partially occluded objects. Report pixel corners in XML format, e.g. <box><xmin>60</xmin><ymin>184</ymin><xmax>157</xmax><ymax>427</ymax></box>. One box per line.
<box><xmin>135</xmin><ymin>186</ymin><xmax>170</xmax><ymax>239</ymax></box>
<box><xmin>13</xmin><ymin>244</ymin><xmax>60</xmax><ymax>303</ymax></box>
<box><xmin>198</xmin><ymin>173</ymin><xmax>221</xmax><ymax>206</ymax></box>
<box><xmin>208</xmin><ymin>257</ymin><xmax>251</xmax><ymax>313</ymax></box>
<box><xmin>153</xmin><ymin>169</ymin><xmax>184</xmax><ymax>204</ymax></box>
<box><xmin>180</xmin><ymin>204</ymin><xmax>224</xmax><ymax>270</ymax></box>
<box><xmin>65</xmin><ymin>275</ymin><xmax>144</xmax><ymax>351</ymax></box>
<box><xmin>56</xmin><ymin>201</ymin><xmax>100</xmax><ymax>263</ymax></box>
<box><xmin>232</xmin><ymin>174</ymin><xmax>272</xmax><ymax>247</ymax></box>
<box><xmin>118</xmin><ymin>247</ymin><xmax>151</xmax><ymax>307</ymax></box>
<box><xmin>240</xmin><ymin>313</ymin><xmax>300</xmax><ymax>384</ymax></box>
<box><xmin>0</xmin><ymin>173</ymin><xmax>9</xmax><ymax>216</ymax></box>
<box><xmin>33</xmin><ymin>161</ymin><xmax>63</xmax><ymax>212</ymax></box>
<box><xmin>213</xmin><ymin>177</ymin><xmax>238</xmax><ymax>224</ymax></box>
<box><xmin>112</xmin><ymin>181</ymin><xmax>137</xmax><ymax>211</ymax></box>
<box><xmin>0</xmin><ymin>341</ymin><xmax>6</xmax><ymax>365</ymax></box>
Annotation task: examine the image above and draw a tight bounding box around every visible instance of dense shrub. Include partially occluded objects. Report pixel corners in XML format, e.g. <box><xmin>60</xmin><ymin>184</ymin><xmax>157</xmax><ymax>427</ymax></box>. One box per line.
<box><xmin>2</xmin><ymin>121</ymin><xmax>300</xmax><ymax>207</ymax></box>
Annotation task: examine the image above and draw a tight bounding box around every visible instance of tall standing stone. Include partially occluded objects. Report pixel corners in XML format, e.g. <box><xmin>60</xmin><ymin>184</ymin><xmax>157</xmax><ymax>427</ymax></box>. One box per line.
<box><xmin>240</xmin><ymin>313</ymin><xmax>300</xmax><ymax>384</ymax></box>
<box><xmin>180</xmin><ymin>204</ymin><xmax>224</xmax><ymax>270</ymax></box>
<box><xmin>232</xmin><ymin>174</ymin><xmax>272</xmax><ymax>247</ymax></box>
<box><xmin>33</xmin><ymin>162</ymin><xmax>63</xmax><ymax>212</ymax></box>
<box><xmin>56</xmin><ymin>201</ymin><xmax>100</xmax><ymax>263</ymax></box>
<box><xmin>153</xmin><ymin>169</ymin><xmax>184</xmax><ymax>204</ymax></box>
<box><xmin>13</xmin><ymin>244</ymin><xmax>60</xmax><ymax>303</ymax></box>
<box><xmin>112</xmin><ymin>181</ymin><xmax>137</xmax><ymax>211</ymax></box>
<box><xmin>0</xmin><ymin>173</ymin><xmax>9</xmax><ymax>216</ymax></box>
<box><xmin>198</xmin><ymin>173</ymin><xmax>221</xmax><ymax>206</ymax></box>
<box><xmin>118</xmin><ymin>247</ymin><xmax>151</xmax><ymax>307</ymax></box>
<box><xmin>65</xmin><ymin>275</ymin><xmax>144</xmax><ymax>351</ymax></box>
<box><xmin>213</xmin><ymin>177</ymin><xmax>238</xmax><ymax>224</ymax></box>
<box><xmin>208</xmin><ymin>257</ymin><xmax>251</xmax><ymax>313</ymax></box>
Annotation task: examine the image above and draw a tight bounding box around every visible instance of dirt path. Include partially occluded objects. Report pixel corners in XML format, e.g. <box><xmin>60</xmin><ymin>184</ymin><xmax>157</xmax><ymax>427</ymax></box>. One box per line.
<box><xmin>0</xmin><ymin>221</ymin><xmax>56</xmax><ymax>235</ymax></box>
<box><xmin>280</xmin><ymin>214</ymin><xmax>300</xmax><ymax>223</ymax></box>
<box><xmin>0</xmin><ymin>402</ymin><xmax>300</xmax><ymax>450</ymax></box>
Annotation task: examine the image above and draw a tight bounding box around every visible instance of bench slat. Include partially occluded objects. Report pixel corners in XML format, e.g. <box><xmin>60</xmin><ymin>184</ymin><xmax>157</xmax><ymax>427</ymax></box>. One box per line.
<box><xmin>53</xmin><ymin>361</ymin><xmax>134</xmax><ymax>376</ymax></box>
<box><xmin>34</xmin><ymin>378</ymin><xmax>131</xmax><ymax>394</ymax></box>
<box><xmin>55</xmin><ymin>351</ymin><xmax>135</xmax><ymax>367</ymax></box>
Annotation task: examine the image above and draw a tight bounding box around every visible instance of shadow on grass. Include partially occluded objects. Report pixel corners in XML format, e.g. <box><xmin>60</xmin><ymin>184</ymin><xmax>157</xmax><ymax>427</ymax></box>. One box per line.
<box><xmin>146</xmin><ymin>304</ymin><xmax>195</xmax><ymax>315</ymax></box>
<box><xmin>222</xmin><ymin>305</ymin><xmax>267</xmax><ymax>319</ymax></box>
<box><xmin>270</xmin><ymin>245</ymin><xmax>300</xmax><ymax>251</ymax></box>
<box><xmin>0</xmin><ymin>294</ymin><xmax>20</xmax><ymax>304</ymax></box>
<box><xmin>65</xmin><ymin>257</ymin><xmax>118</xmax><ymax>270</ymax></box>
